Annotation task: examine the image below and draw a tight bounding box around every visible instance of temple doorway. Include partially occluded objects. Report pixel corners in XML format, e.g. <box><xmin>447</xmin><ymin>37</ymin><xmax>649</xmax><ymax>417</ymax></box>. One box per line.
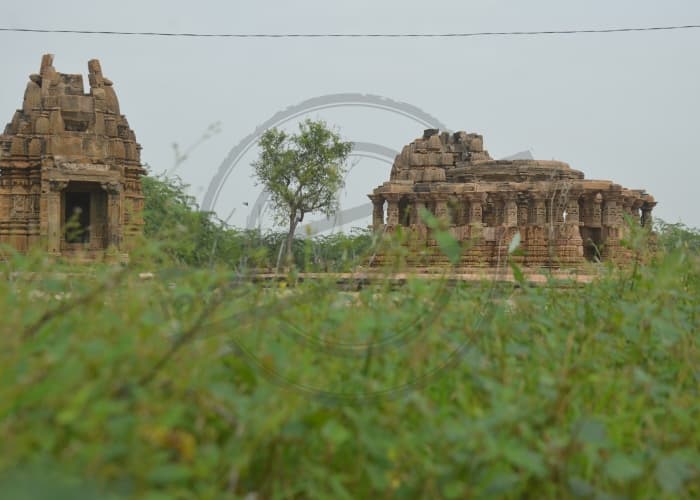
<box><xmin>582</xmin><ymin>227</ymin><xmax>602</xmax><ymax>262</ymax></box>
<box><xmin>398</xmin><ymin>197</ymin><xmax>411</xmax><ymax>226</ymax></box>
<box><xmin>62</xmin><ymin>182</ymin><xmax>108</xmax><ymax>249</ymax></box>
<box><xmin>64</xmin><ymin>191</ymin><xmax>91</xmax><ymax>243</ymax></box>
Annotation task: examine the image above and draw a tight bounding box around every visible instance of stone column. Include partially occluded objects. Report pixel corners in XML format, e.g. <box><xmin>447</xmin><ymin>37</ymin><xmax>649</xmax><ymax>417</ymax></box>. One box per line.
<box><xmin>460</xmin><ymin>193</ymin><xmax>486</xmax><ymax>266</ymax></box>
<box><xmin>500</xmin><ymin>194</ymin><xmax>521</xmax><ymax>263</ymax></box>
<box><xmin>552</xmin><ymin>197</ymin><xmax>565</xmax><ymax>225</ymax></box>
<box><xmin>385</xmin><ymin>194</ymin><xmax>400</xmax><ymax>227</ymax></box>
<box><xmin>101</xmin><ymin>181</ymin><xmax>123</xmax><ymax>249</ymax></box>
<box><xmin>369</xmin><ymin>195</ymin><xmax>384</xmax><ymax>230</ymax></box>
<box><xmin>408</xmin><ymin>195</ymin><xmax>426</xmax><ymax>227</ymax></box>
<box><xmin>467</xmin><ymin>193</ymin><xmax>484</xmax><ymax>227</ymax></box>
<box><xmin>602</xmin><ymin>195</ymin><xmax>621</xmax><ymax>234</ymax></box>
<box><xmin>47</xmin><ymin>180</ymin><xmax>68</xmax><ymax>254</ymax></box>
<box><xmin>587</xmin><ymin>193</ymin><xmax>603</xmax><ymax>228</ymax></box>
<box><xmin>513</xmin><ymin>194</ymin><xmax>529</xmax><ymax>263</ymax></box>
<box><xmin>517</xmin><ymin>194</ymin><xmax>529</xmax><ymax>227</ymax></box>
<box><xmin>503</xmin><ymin>195</ymin><xmax>518</xmax><ymax>228</ymax></box>
<box><xmin>564</xmin><ymin>196</ymin><xmax>584</xmax><ymax>245</ymax></box>
<box><xmin>433</xmin><ymin>195</ymin><xmax>449</xmax><ymax>222</ymax></box>
<box><xmin>529</xmin><ymin>195</ymin><xmax>546</xmax><ymax>226</ymax></box>
<box><xmin>526</xmin><ymin>194</ymin><xmax>548</xmax><ymax>266</ymax></box>
<box><xmin>558</xmin><ymin>194</ymin><xmax>583</xmax><ymax>263</ymax></box>
<box><xmin>489</xmin><ymin>195</ymin><xmax>504</xmax><ymax>227</ymax></box>
<box><xmin>602</xmin><ymin>193</ymin><xmax>623</xmax><ymax>261</ymax></box>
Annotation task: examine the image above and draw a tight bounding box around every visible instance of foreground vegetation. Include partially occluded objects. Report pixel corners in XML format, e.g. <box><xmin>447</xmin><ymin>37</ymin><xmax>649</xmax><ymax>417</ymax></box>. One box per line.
<box><xmin>0</xmin><ymin>175</ymin><xmax>698</xmax><ymax>498</ymax></box>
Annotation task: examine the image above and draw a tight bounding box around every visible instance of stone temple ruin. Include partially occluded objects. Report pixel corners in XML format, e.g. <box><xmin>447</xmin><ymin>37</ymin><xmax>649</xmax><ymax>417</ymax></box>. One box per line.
<box><xmin>368</xmin><ymin>129</ymin><xmax>656</xmax><ymax>267</ymax></box>
<box><xmin>0</xmin><ymin>54</ymin><xmax>145</xmax><ymax>259</ymax></box>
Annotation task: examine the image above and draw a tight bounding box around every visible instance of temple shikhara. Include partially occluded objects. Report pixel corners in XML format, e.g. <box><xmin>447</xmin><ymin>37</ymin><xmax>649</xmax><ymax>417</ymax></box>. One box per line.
<box><xmin>369</xmin><ymin>129</ymin><xmax>656</xmax><ymax>267</ymax></box>
<box><xmin>0</xmin><ymin>54</ymin><xmax>145</xmax><ymax>259</ymax></box>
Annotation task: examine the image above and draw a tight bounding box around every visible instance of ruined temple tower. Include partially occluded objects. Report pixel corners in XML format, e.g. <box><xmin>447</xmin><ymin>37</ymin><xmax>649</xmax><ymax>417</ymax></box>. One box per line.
<box><xmin>0</xmin><ymin>54</ymin><xmax>145</xmax><ymax>259</ymax></box>
<box><xmin>368</xmin><ymin>129</ymin><xmax>657</xmax><ymax>268</ymax></box>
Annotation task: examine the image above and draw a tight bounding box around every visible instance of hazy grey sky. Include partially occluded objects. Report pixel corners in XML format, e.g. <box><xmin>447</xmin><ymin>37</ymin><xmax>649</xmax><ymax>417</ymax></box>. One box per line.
<box><xmin>2</xmin><ymin>1</ymin><xmax>699</xmax><ymax>229</ymax></box>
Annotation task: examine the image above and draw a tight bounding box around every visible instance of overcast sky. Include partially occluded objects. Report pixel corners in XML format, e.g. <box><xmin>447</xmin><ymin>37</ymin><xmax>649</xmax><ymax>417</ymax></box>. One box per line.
<box><xmin>2</xmin><ymin>0</ymin><xmax>699</xmax><ymax>229</ymax></box>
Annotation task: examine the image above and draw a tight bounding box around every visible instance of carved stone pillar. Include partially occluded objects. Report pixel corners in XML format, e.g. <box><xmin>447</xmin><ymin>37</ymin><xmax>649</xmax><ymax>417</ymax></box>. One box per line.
<box><xmin>550</xmin><ymin>197</ymin><xmax>565</xmax><ymax>225</ymax></box>
<box><xmin>565</xmin><ymin>197</ymin><xmax>580</xmax><ymax>226</ymax></box>
<box><xmin>47</xmin><ymin>180</ymin><xmax>68</xmax><ymax>253</ymax></box>
<box><xmin>601</xmin><ymin>193</ymin><xmax>623</xmax><ymax>260</ymax></box>
<box><xmin>433</xmin><ymin>195</ymin><xmax>449</xmax><ymax>222</ymax></box>
<box><xmin>503</xmin><ymin>195</ymin><xmax>518</xmax><ymax>228</ymax></box>
<box><xmin>369</xmin><ymin>195</ymin><xmax>384</xmax><ymax>230</ymax></box>
<box><xmin>602</xmin><ymin>196</ymin><xmax>621</xmax><ymax>228</ymax></box>
<box><xmin>525</xmin><ymin>194</ymin><xmax>548</xmax><ymax>266</ymax></box>
<box><xmin>584</xmin><ymin>193</ymin><xmax>603</xmax><ymax>228</ymax></box>
<box><xmin>407</xmin><ymin>195</ymin><xmax>425</xmax><ymax>227</ymax></box>
<box><xmin>529</xmin><ymin>195</ymin><xmax>546</xmax><ymax>226</ymax></box>
<box><xmin>517</xmin><ymin>193</ymin><xmax>529</xmax><ymax>227</ymax></box>
<box><xmin>557</xmin><ymin>194</ymin><xmax>583</xmax><ymax>263</ymax></box>
<box><xmin>385</xmin><ymin>194</ymin><xmax>400</xmax><ymax>227</ymax></box>
<box><xmin>491</xmin><ymin>195</ymin><xmax>505</xmax><ymax>226</ymax></box>
<box><xmin>500</xmin><ymin>194</ymin><xmax>521</xmax><ymax>263</ymax></box>
<box><xmin>101</xmin><ymin>181</ymin><xmax>122</xmax><ymax>248</ymax></box>
<box><xmin>467</xmin><ymin>193</ymin><xmax>484</xmax><ymax>227</ymax></box>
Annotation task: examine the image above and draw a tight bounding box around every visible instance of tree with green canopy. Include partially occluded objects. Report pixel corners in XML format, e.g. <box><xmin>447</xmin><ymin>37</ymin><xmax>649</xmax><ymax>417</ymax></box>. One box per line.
<box><xmin>252</xmin><ymin>119</ymin><xmax>353</xmax><ymax>267</ymax></box>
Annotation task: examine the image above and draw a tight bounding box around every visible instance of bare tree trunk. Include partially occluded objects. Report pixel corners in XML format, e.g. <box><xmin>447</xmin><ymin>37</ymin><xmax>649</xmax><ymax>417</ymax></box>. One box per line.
<box><xmin>275</xmin><ymin>239</ymin><xmax>285</xmax><ymax>274</ymax></box>
<box><xmin>285</xmin><ymin>215</ymin><xmax>298</xmax><ymax>268</ymax></box>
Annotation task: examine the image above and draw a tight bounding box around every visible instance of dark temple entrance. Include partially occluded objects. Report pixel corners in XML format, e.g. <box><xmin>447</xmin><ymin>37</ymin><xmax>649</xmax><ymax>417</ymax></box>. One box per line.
<box><xmin>398</xmin><ymin>197</ymin><xmax>411</xmax><ymax>226</ymax></box>
<box><xmin>582</xmin><ymin>227</ymin><xmax>603</xmax><ymax>262</ymax></box>
<box><xmin>62</xmin><ymin>182</ymin><xmax>108</xmax><ymax>249</ymax></box>
<box><xmin>64</xmin><ymin>191</ymin><xmax>91</xmax><ymax>243</ymax></box>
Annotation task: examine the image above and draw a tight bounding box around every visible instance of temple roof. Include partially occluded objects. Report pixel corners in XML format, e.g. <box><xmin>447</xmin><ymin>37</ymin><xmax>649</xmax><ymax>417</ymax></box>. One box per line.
<box><xmin>0</xmin><ymin>54</ymin><xmax>141</xmax><ymax>170</ymax></box>
<box><xmin>374</xmin><ymin>129</ymin><xmax>654</xmax><ymax>205</ymax></box>
<box><xmin>390</xmin><ymin>129</ymin><xmax>584</xmax><ymax>184</ymax></box>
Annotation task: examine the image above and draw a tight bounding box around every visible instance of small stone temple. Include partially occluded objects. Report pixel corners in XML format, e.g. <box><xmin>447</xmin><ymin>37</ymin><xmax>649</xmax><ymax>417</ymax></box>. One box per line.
<box><xmin>0</xmin><ymin>54</ymin><xmax>145</xmax><ymax>259</ymax></box>
<box><xmin>368</xmin><ymin>129</ymin><xmax>656</xmax><ymax>267</ymax></box>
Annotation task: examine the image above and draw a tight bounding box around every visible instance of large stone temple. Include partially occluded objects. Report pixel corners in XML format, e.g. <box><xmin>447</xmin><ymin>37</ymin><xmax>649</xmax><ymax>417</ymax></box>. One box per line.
<box><xmin>0</xmin><ymin>54</ymin><xmax>145</xmax><ymax>259</ymax></box>
<box><xmin>368</xmin><ymin>129</ymin><xmax>656</xmax><ymax>267</ymax></box>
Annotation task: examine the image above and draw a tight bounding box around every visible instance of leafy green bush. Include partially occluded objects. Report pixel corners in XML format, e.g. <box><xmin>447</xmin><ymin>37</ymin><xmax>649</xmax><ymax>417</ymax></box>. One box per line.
<box><xmin>141</xmin><ymin>174</ymin><xmax>249</xmax><ymax>269</ymax></box>
<box><xmin>0</xmin><ymin>232</ymin><xmax>698</xmax><ymax>498</ymax></box>
<box><xmin>654</xmin><ymin>219</ymin><xmax>700</xmax><ymax>254</ymax></box>
<box><xmin>141</xmin><ymin>173</ymin><xmax>373</xmax><ymax>272</ymax></box>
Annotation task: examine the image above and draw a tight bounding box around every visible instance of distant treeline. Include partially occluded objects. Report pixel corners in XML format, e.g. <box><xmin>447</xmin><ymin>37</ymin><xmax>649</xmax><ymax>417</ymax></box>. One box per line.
<box><xmin>142</xmin><ymin>174</ymin><xmax>373</xmax><ymax>271</ymax></box>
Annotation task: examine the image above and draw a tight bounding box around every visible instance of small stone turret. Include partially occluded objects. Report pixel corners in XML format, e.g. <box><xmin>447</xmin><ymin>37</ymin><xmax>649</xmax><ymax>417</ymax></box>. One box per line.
<box><xmin>0</xmin><ymin>54</ymin><xmax>145</xmax><ymax>259</ymax></box>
